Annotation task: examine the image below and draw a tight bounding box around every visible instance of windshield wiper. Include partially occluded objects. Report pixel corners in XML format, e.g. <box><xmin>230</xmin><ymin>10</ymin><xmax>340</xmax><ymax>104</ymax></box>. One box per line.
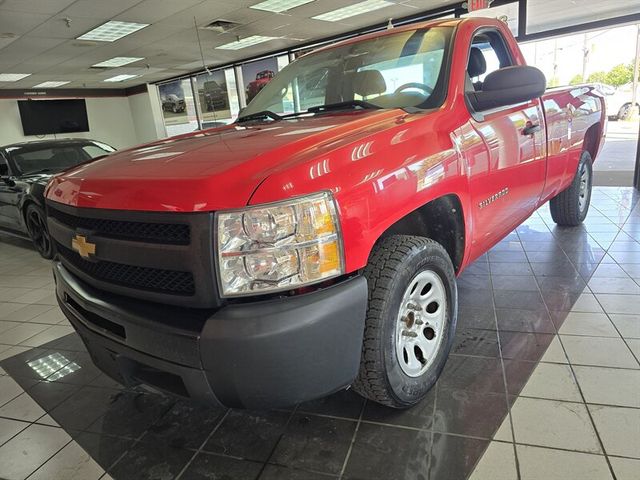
<box><xmin>237</xmin><ymin>110</ymin><xmax>282</xmax><ymax>123</ymax></box>
<box><xmin>306</xmin><ymin>100</ymin><xmax>381</xmax><ymax>114</ymax></box>
<box><xmin>237</xmin><ymin>101</ymin><xmax>380</xmax><ymax>123</ymax></box>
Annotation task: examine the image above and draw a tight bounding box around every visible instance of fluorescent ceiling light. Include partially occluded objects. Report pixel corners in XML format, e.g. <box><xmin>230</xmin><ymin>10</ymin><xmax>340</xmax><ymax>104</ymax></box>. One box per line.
<box><xmin>216</xmin><ymin>35</ymin><xmax>279</xmax><ymax>50</ymax></box>
<box><xmin>33</xmin><ymin>81</ymin><xmax>70</xmax><ymax>88</ymax></box>
<box><xmin>93</xmin><ymin>56</ymin><xmax>144</xmax><ymax>68</ymax></box>
<box><xmin>0</xmin><ymin>73</ymin><xmax>31</xmax><ymax>82</ymax></box>
<box><xmin>250</xmin><ymin>0</ymin><xmax>315</xmax><ymax>13</ymax></box>
<box><xmin>103</xmin><ymin>74</ymin><xmax>139</xmax><ymax>82</ymax></box>
<box><xmin>77</xmin><ymin>20</ymin><xmax>149</xmax><ymax>42</ymax></box>
<box><xmin>313</xmin><ymin>0</ymin><xmax>393</xmax><ymax>22</ymax></box>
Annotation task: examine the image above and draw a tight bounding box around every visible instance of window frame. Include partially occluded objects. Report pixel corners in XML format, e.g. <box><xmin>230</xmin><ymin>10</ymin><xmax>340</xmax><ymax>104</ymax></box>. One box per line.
<box><xmin>464</xmin><ymin>26</ymin><xmax>520</xmax><ymax>120</ymax></box>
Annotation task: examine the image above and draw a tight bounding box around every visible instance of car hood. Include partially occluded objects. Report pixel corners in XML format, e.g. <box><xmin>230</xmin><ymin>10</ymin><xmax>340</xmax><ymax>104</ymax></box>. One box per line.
<box><xmin>46</xmin><ymin>110</ymin><xmax>400</xmax><ymax>212</ymax></box>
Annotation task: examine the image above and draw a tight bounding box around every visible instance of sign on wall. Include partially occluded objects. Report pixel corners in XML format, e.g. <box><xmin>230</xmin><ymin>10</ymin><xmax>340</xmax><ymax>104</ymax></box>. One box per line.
<box><xmin>194</xmin><ymin>70</ymin><xmax>231</xmax><ymax>126</ymax></box>
<box><xmin>241</xmin><ymin>57</ymin><xmax>279</xmax><ymax>105</ymax></box>
<box><xmin>158</xmin><ymin>79</ymin><xmax>198</xmax><ymax>136</ymax></box>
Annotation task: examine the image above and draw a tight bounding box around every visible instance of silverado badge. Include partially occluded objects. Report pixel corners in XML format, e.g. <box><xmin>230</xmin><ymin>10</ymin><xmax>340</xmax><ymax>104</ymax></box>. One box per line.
<box><xmin>72</xmin><ymin>235</ymin><xmax>96</xmax><ymax>259</ymax></box>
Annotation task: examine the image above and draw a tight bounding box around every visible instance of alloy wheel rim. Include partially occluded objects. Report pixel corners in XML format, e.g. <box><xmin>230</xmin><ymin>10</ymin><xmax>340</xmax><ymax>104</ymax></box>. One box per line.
<box><xmin>395</xmin><ymin>269</ymin><xmax>447</xmax><ymax>377</ymax></box>
<box><xmin>27</xmin><ymin>210</ymin><xmax>50</xmax><ymax>254</ymax></box>
<box><xmin>578</xmin><ymin>163</ymin><xmax>590</xmax><ymax>214</ymax></box>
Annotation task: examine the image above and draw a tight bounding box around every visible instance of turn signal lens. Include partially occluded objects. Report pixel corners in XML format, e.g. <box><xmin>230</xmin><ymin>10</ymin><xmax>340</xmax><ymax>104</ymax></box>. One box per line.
<box><xmin>216</xmin><ymin>192</ymin><xmax>344</xmax><ymax>297</ymax></box>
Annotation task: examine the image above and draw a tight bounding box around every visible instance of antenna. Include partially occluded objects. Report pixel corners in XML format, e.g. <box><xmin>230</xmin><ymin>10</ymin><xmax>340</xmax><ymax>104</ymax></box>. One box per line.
<box><xmin>194</xmin><ymin>17</ymin><xmax>210</xmax><ymax>75</ymax></box>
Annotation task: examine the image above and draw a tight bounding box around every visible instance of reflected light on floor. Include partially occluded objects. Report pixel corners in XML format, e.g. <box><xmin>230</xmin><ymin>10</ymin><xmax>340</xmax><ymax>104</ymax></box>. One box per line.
<box><xmin>27</xmin><ymin>352</ymin><xmax>81</xmax><ymax>380</ymax></box>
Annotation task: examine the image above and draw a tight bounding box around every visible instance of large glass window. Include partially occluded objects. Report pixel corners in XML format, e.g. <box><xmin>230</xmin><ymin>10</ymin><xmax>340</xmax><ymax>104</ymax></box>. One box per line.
<box><xmin>520</xmin><ymin>24</ymin><xmax>638</xmax><ymax>88</ymax></box>
<box><xmin>527</xmin><ymin>0</ymin><xmax>640</xmax><ymax>34</ymax></box>
<box><xmin>241</xmin><ymin>26</ymin><xmax>453</xmax><ymax>117</ymax></box>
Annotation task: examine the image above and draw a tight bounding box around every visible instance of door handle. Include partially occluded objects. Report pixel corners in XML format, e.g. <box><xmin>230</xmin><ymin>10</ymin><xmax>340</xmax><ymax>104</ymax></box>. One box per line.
<box><xmin>522</xmin><ymin>123</ymin><xmax>541</xmax><ymax>136</ymax></box>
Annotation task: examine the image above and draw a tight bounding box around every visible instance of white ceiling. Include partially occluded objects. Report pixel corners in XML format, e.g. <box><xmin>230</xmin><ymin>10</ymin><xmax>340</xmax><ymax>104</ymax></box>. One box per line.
<box><xmin>0</xmin><ymin>0</ymin><xmax>457</xmax><ymax>89</ymax></box>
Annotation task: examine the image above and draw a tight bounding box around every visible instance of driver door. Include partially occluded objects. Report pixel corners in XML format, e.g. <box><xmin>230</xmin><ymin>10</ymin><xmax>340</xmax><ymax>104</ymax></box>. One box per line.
<box><xmin>464</xmin><ymin>29</ymin><xmax>547</xmax><ymax>252</ymax></box>
<box><xmin>0</xmin><ymin>153</ymin><xmax>22</xmax><ymax>231</ymax></box>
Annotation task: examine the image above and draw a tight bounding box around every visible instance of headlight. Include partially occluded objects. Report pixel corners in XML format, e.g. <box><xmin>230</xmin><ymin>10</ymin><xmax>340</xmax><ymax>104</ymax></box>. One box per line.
<box><xmin>216</xmin><ymin>192</ymin><xmax>344</xmax><ymax>297</ymax></box>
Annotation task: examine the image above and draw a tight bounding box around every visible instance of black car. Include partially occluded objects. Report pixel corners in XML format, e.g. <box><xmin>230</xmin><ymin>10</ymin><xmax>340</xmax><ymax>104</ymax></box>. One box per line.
<box><xmin>0</xmin><ymin>139</ymin><xmax>116</xmax><ymax>258</ymax></box>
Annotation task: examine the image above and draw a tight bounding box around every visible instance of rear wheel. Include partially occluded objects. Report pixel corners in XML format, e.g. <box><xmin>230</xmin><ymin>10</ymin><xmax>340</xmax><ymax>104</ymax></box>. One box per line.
<box><xmin>618</xmin><ymin>103</ymin><xmax>633</xmax><ymax>120</ymax></box>
<box><xmin>353</xmin><ymin>236</ymin><xmax>457</xmax><ymax>408</ymax></box>
<box><xmin>25</xmin><ymin>204</ymin><xmax>54</xmax><ymax>259</ymax></box>
<box><xmin>549</xmin><ymin>151</ymin><xmax>593</xmax><ymax>226</ymax></box>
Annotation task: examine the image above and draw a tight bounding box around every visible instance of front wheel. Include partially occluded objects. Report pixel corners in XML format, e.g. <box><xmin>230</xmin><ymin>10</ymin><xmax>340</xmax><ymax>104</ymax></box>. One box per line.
<box><xmin>353</xmin><ymin>236</ymin><xmax>457</xmax><ymax>408</ymax></box>
<box><xmin>25</xmin><ymin>204</ymin><xmax>55</xmax><ymax>259</ymax></box>
<box><xmin>549</xmin><ymin>151</ymin><xmax>593</xmax><ymax>226</ymax></box>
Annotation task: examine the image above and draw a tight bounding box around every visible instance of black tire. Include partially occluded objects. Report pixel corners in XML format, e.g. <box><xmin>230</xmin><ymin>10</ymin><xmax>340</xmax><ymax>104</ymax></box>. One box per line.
<box><xmin>25</xmin><ymin>204</ymin><xmax>55</xmax><ymax>259</ymax></box>
<box><xmin>549</xmin><ymin>151</ymin><xmax>593</xmax><ymax>226</ymax></box>
<box><xmin>353</xmin><ymin>235</ymin><xmax>458</xmax><ymax>408</ymax></box>
<box><xmin>617</xmin><ymin>103</ymin><xmax>640</xmax><ymax>120</ymax></box>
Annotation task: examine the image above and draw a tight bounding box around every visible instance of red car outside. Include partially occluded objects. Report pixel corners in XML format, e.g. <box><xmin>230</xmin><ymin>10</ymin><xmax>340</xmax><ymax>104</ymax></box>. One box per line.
<box><xmin>45</xmin><ymin>17</ymin><xmax>605</xmax><ymax>410</ymax></box>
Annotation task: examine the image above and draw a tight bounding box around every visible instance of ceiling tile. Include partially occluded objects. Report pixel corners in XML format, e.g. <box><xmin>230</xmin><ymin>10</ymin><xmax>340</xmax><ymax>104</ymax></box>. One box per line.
<box><xmin>28</xmin><ymin>16</ymin><xmax>109</xmax><ymax>39</ymax></box>
<box><xmin>0</xmin><ymin>11</ymin><xmax>52</xmax><ymax>36</ymax></box>
<box><xmin>60</xmin><ymin>0</ymin><xmax>143</xmax><ymax>20</ymax></box>
<box><xmin>0</xmin><ymin>0</ymin><xmax>76</xmax><ymax>15</ymax></box>
<box><xmin>112</xmin><ymin>0</ymin><xmax>204</xmax><ymax>24</ymax></box>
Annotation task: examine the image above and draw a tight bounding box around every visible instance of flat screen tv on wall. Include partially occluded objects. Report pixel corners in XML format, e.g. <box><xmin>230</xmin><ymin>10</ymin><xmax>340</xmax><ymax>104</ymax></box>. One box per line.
<box><xmin>18</xmin><ymin>99</ymin><xmax>90</xmax><ymax>136</ymax></box>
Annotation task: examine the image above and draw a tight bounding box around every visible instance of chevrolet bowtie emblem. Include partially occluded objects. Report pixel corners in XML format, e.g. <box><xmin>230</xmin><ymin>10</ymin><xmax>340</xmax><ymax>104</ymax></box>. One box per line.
<box><xmin>72</xmin><ymin>235</ymin><xmax>96</xmax><ymax>259</ymax></box>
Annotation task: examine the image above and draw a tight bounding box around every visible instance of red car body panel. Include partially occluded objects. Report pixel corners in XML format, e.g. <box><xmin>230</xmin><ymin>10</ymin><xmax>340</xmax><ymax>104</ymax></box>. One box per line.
<box><xmin>46</xmin><ymin>17</ymin><xmax>606</xmax><ymax>277</ymax></box>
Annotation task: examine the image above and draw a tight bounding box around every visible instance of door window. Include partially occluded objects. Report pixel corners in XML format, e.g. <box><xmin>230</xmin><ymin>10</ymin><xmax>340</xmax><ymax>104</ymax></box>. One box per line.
<box><xmin>467</xmin><ymin>30</ymin><xmax>514</xmax><ymax>89</ymax></box>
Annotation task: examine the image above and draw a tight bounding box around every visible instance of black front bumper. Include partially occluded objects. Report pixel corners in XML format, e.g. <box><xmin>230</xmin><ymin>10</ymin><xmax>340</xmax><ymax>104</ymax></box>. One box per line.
<box><xmin>54</xmin><ymin>262</ymin><xmax>367</xmax><ymax>409</ymax></box>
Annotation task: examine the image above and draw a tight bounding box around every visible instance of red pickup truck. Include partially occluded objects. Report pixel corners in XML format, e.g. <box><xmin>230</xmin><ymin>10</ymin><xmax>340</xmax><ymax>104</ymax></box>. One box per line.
<box><xmin>45</xmin><ymin>18</ymin><xmax>605</xmax><ymax>409</ymax></box>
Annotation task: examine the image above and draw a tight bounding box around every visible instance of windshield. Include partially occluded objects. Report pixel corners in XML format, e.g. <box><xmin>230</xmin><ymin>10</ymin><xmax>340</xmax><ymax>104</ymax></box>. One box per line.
<box><xmin>8</xmin><ymin>142</ymin><xmax>115</xmax><ymax>175</ymax></box>
<box><xmin>241</xmin><ymin>26</ymin><xmax>453</xmax><ymax>119</ymax></box>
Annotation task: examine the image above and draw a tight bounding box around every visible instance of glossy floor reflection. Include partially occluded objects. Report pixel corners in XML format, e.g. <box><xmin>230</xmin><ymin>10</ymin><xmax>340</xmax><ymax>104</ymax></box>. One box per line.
<box><xmin>0</xmin><ymin>187</ymin><xmax>639</xmax><ymax>480</ymax></box>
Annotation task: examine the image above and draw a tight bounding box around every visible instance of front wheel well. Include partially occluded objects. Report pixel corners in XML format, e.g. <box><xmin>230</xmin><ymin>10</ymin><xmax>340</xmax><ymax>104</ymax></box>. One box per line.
<box><xmin>377</xmin><ymin>194</ymin><xmax>465</xmax><ymax>273</ymax></box>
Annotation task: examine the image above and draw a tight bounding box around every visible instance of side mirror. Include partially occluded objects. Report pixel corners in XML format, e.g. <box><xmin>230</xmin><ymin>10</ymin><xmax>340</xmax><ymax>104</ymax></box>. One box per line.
<box><xmin>1</xmin><ymin>176</ymin><xmax>16</xmax><ymax>187</ymax></box>
<box><xmin>468</xmin><ymin>65</ymin><xmax>547</xmax><ymax>112</ymax></box>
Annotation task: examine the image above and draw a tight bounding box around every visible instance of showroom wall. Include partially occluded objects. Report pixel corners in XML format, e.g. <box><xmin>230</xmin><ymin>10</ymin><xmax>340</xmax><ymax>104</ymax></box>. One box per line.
<box><xmin>0</xmin><ymin>88</ymin><xmax>165</xmax><ymax>150</ymax></box>
<box><xmin>127</xmin><ymin>87</ymin><xmax>166</xmax><ymax>145</ymax></box>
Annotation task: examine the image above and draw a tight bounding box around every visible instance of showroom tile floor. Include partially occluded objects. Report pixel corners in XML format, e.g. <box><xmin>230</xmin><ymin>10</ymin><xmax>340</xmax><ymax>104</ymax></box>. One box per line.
<box><xmin>0</xmin><ymin>186</ymin><xmax>639</xmax><ymax>480</ymax></box>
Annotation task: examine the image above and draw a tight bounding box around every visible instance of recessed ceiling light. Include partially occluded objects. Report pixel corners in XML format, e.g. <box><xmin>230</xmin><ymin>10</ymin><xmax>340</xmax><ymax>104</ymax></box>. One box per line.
<box><xmin>216</xmin><ymin>35</ymin><xmax>279</xmax><ymax>50</ymax></box>
<box><xmin>313</xmin><ymin>0</ymin><xmax>393</xmax><ymax>22</ymax></box>
<box><xmin>33</xmin><ymin>81</ymin><xmax>71</xmax><ymax>88</ymax></box>
<box><xmin>92</xmin><ymin>56</ymin><xmax>145</xmax><ymax>68</ymax></box>
<box><xmin>250</xmin><ymin>0</ymin><xmax>315</xmax><ymax>13</ymax></box>
<box><xmin>0</xmin><ymin>73</ymin><xmax>31</xmax><ymax>82</ymax></box>
<box><xmin>77</xmin><ymin>21</ymin><xmax>149</xmax><ymax>42</ymax></box>
<box><xmin>103</xmin><ymin>74</ymin><xmax>139</xmax><ymax>82</ymax></box>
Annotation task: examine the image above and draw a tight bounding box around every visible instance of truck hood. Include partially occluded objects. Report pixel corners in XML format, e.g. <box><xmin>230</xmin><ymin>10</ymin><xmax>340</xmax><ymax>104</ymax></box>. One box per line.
<box><xmin>46</xmin><ymin>110</ymin><xmax>400</xmax><ymax>212</ymax></box>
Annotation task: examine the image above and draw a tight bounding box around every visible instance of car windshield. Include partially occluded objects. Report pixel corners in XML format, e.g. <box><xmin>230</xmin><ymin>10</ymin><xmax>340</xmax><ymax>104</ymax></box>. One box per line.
<box><xmin>241</xmin><ymin>26</ymin><xmax>453</xmax><ymax>119</ymax></box>
<box><xmin>7</xmin><ymin>142</ymin><xmax>115</xmax><ymax>175</ymax></box>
